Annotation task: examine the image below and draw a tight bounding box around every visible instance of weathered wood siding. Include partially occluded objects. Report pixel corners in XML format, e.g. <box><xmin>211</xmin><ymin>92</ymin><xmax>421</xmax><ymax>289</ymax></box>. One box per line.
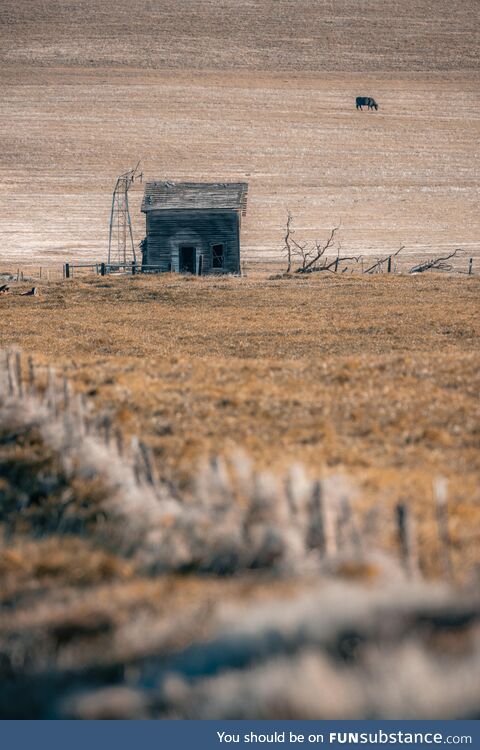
<box><xmin>144</xmin><ymin>209</ymin><xmax>240</xmax><ymax>274</ymax></box>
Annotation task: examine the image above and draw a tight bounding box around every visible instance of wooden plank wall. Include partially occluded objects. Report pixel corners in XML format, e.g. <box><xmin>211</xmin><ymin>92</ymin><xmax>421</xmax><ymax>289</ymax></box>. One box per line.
<box><xmin>144</xmin><ymin>209</ymin><xmax>240</xmax><ymax>274</ymax></box>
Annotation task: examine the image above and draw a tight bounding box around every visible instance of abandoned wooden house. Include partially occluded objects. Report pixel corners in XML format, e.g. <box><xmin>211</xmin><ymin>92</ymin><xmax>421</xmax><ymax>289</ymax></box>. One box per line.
<box><xmin>140</xmin><ymin>181</ymin><xmax>248</xmax><ymax>274</ymax></box>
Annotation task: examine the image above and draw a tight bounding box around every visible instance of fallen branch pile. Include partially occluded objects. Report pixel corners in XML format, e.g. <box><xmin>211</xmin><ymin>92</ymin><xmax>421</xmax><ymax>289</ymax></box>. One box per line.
<box><xmin>364</xmin><ymin>246</ymin><xmax>404</xmax><ymax>274</ymax></box>
<box><xmin>410</xmin><ymin>249</ymin><xmax>461</xmax><ymax>274</ymax></box>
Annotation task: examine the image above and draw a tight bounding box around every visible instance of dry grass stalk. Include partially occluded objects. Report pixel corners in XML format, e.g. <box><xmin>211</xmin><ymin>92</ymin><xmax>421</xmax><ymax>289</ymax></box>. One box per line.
<box><xmin>434</xmin><ymin>477</ymin><xmax>453</xmax><ymax>581</ymax></box>
<box><xmin>1</xmin><ymin>348</ymin><xmax>381</xmax><ymax>576</ymax></box>
<box><xmin>396</xmin><ymin>503</ymin><xmax>420</xmax><ymax>579</ymax></box>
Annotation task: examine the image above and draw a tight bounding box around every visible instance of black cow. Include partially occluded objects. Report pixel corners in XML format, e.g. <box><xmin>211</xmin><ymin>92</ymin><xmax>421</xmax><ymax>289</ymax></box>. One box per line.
<box><xmin>356</xmin><ymin>96</ymin><xmax>378</xmax><ymax>111</ymax></box>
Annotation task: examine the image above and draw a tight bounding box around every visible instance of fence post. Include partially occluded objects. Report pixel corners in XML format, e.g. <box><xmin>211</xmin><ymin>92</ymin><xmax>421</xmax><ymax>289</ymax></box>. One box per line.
<box><xmin>468</xmin><ymin>258</ymin><xmax>473</xmax><ymax>275</ymax></box>
<box><xmin>131</xmin><ymin>261</ymin><xmax>136</xmax><ymax>275</ymax></box>
<box><xmin>65</xmin><ymin>262</ymin><xmax>70</xmax><ymax>279</ymax></box>
<box><xmin>100</xmin><ymin>262</ymin><xmax>106</xmax><ymax>277</ymax></box>
<box><xmin>198</xmin><ymin>254</ymin><xmax>203</xmax><ymax>276</ymax></box>
<box><xmin>334</xmin><ymin>257</ymin><xmax>339</xmax><ymax>272</ymax></box>
<box><xmin>387</xmin><ymin>255</ymin><xmax>392</xmax><ymax>273</ymax></box>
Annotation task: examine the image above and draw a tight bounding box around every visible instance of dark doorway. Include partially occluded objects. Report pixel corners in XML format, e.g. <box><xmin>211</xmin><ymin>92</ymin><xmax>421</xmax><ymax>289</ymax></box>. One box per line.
<box><xmin>179</xmin><ymin>246</ymin><xmax>196</xmax><ymax>274</ymax></box>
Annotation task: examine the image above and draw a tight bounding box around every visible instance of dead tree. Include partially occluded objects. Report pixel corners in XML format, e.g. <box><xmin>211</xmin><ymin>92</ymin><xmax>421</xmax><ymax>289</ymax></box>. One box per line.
<box><xmin>281</xmin><ymin>215</ymin><xmax>358</xmax><ymax>274</ymax></box>
<box><xmin>364</xmin><ymin>246</ymin><xmax>404</xmax><ymax>274</ymax></box>
<box><xmin>283</xmin><ymin>210</ymin><xmax>294</xmax><ymax>273</ymax></box>
<box><xmin>410</xmin><ymin>249</ymin><xmax>460</xmax><ymax>274</ymax></box>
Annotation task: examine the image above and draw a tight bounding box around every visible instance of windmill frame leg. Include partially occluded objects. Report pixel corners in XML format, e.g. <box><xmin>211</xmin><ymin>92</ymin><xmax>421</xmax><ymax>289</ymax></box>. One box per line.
<box><xmin>107</xmin><ymin>164</ymin><xmax>141</xmax><ymax>268</ymax></box>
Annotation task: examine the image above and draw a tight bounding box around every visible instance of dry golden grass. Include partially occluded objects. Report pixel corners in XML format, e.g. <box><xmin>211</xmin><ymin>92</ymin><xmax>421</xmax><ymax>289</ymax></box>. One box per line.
<box><xmin>0</xmin><ymin>407</ymin><xmax>309</xmax><ymax>705</ymax></box>
<box><xmin>1</xmin><ymin>272</ymin><xmax>479</xmax><ymax>719</ymax></box>
<box><xmin>1</xmin><ymin>272</ymin><xmax>479</xmax><ymax>577</ymax></box>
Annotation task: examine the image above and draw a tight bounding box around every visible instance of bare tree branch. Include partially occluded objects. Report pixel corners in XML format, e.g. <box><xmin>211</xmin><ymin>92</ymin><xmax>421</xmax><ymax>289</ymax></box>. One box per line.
<box><xmin>281</xmin><ymin>214</ymin><xmax>359</xmax><ymax>275</ymax></box>
<box><xmin>289</xmin><ymin>227</ymin><xmax>339</xmax><ymax>272</ymax></box>
<box><xmin>298</xmin><ymin>227</ymin><xmax>339</xmax><ymax>273</ymax></box>
<box><xmin>321</xmin><ymin>252</ymin><xmax>360</xmax><ymax>273</ymax></box>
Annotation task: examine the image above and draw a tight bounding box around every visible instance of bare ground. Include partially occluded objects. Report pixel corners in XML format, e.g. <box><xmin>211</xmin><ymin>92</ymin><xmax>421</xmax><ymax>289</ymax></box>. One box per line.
<box><xmin>0</xmin><ymin>1</ymin><xmax>479</xmax><ymax>266</ymax></box>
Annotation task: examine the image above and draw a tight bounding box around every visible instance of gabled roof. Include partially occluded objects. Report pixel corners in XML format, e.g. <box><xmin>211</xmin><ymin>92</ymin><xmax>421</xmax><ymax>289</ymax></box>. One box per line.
<box><xmin>141</xmin><ymin>181</ymin><xmax>248</xmax><ymax>215</ymax></box>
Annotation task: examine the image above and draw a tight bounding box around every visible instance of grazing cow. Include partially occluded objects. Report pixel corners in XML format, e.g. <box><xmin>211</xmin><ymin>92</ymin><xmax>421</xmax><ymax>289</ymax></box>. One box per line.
<box><xmin>356</xmin><ymin>96</ymin><xmax>378</xmax><ymax>111</ymax></box>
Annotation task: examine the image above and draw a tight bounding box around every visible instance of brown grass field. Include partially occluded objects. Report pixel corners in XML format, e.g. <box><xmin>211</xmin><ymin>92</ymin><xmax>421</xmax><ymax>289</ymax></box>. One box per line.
<box><xmin>0</xmin><ymin>0</ymin><xmax>479</xmax><ymax>720</ymax></box>
<box><xmin>1</xmin><ymin>272</ymin><xmax>479</xmax><ymax>577</ymax></box>
<box><xmin>1</xmin><ymin>271</ymin><xmax>480</xmax><ymax>718</ymax></box>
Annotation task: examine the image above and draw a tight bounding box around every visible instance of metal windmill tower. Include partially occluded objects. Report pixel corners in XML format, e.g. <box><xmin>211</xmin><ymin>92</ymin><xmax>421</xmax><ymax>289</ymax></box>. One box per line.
<box><xmin>107</xmin><ymin>162</ymin><xmax>142</xmax><ymax>266</ymax></box>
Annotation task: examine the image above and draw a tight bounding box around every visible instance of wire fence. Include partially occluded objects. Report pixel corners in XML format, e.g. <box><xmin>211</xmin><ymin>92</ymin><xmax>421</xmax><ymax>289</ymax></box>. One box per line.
<box><xmin>0</xmin><ymin>253</ymin><xmax>476</xmax><ymax>283</ymax></box>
